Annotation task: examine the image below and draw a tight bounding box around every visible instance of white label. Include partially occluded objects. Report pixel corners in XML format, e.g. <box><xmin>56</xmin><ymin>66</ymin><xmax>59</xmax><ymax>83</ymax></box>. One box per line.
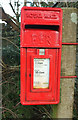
<box><xmin>33</xmin><ymin>58</ymin><xmax>49</xmax><ymax>88</ymax></box>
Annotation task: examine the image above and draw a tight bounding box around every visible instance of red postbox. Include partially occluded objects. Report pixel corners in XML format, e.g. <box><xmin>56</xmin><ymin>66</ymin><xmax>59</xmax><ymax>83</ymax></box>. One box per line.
<box><xmin>20</xmin><ymin>7</ymin><xmax>62</xmax><ymax>105</ymax></box>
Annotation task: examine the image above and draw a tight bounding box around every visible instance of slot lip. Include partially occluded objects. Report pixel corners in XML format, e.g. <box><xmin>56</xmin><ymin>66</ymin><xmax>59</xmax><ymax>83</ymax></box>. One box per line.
<box><xmin>21</xmin><ymin>7</ymin><xmax>62</xmax><ymax>26</ymax></box>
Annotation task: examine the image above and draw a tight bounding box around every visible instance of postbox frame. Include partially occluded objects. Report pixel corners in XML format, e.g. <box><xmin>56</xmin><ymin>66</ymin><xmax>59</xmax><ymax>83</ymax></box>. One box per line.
<box><xmin>20</xmin><ymin>6</ymin><xmax>62</xmax><ymax>105</ymax></box>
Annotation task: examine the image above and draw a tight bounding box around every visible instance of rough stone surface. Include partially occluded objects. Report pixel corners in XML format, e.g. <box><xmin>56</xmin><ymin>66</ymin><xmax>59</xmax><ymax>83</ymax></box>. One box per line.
<box><xmin>53</xmin><ymin>8</ymin><xmax>78</xmax><ymax>118</ymax></box>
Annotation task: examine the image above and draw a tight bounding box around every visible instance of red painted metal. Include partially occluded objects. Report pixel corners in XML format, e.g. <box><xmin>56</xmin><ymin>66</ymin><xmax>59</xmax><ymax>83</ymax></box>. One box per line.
<box><xmin>62</xmin><ymin>43</ymin><xmax>78</xmax><ymax>45</ymax></box>
<box><xmin>20</xmin><ymin>6</ymin><xmax>62</xmax><ymax>105</ymax></box>
<box><xmin>61</xmin><ymin>76</ymin><xmax>77</xmax><ymax>78</ymax></box>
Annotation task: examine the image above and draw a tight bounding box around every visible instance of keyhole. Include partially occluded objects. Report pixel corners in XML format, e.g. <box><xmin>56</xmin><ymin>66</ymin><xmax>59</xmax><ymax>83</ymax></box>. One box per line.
<box><xmin>29</xmin><ymin>74</ymin><xmax>31</xmax><ymax>77</ymax></box>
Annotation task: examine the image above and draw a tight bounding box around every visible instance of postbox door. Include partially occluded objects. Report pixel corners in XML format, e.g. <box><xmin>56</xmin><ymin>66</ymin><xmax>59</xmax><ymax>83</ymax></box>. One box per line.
<box><xmin>25</xmin><ymin>48</ymin><xmax>59</xmax><ymax>102</ymax></box>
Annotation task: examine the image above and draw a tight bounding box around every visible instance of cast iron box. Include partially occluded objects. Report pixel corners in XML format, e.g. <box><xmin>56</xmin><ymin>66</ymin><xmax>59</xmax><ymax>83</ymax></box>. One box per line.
<box><xmin>20</xmin><ymin>6</ymin><xmax>62</xmax><ymax>105</ymax></box>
